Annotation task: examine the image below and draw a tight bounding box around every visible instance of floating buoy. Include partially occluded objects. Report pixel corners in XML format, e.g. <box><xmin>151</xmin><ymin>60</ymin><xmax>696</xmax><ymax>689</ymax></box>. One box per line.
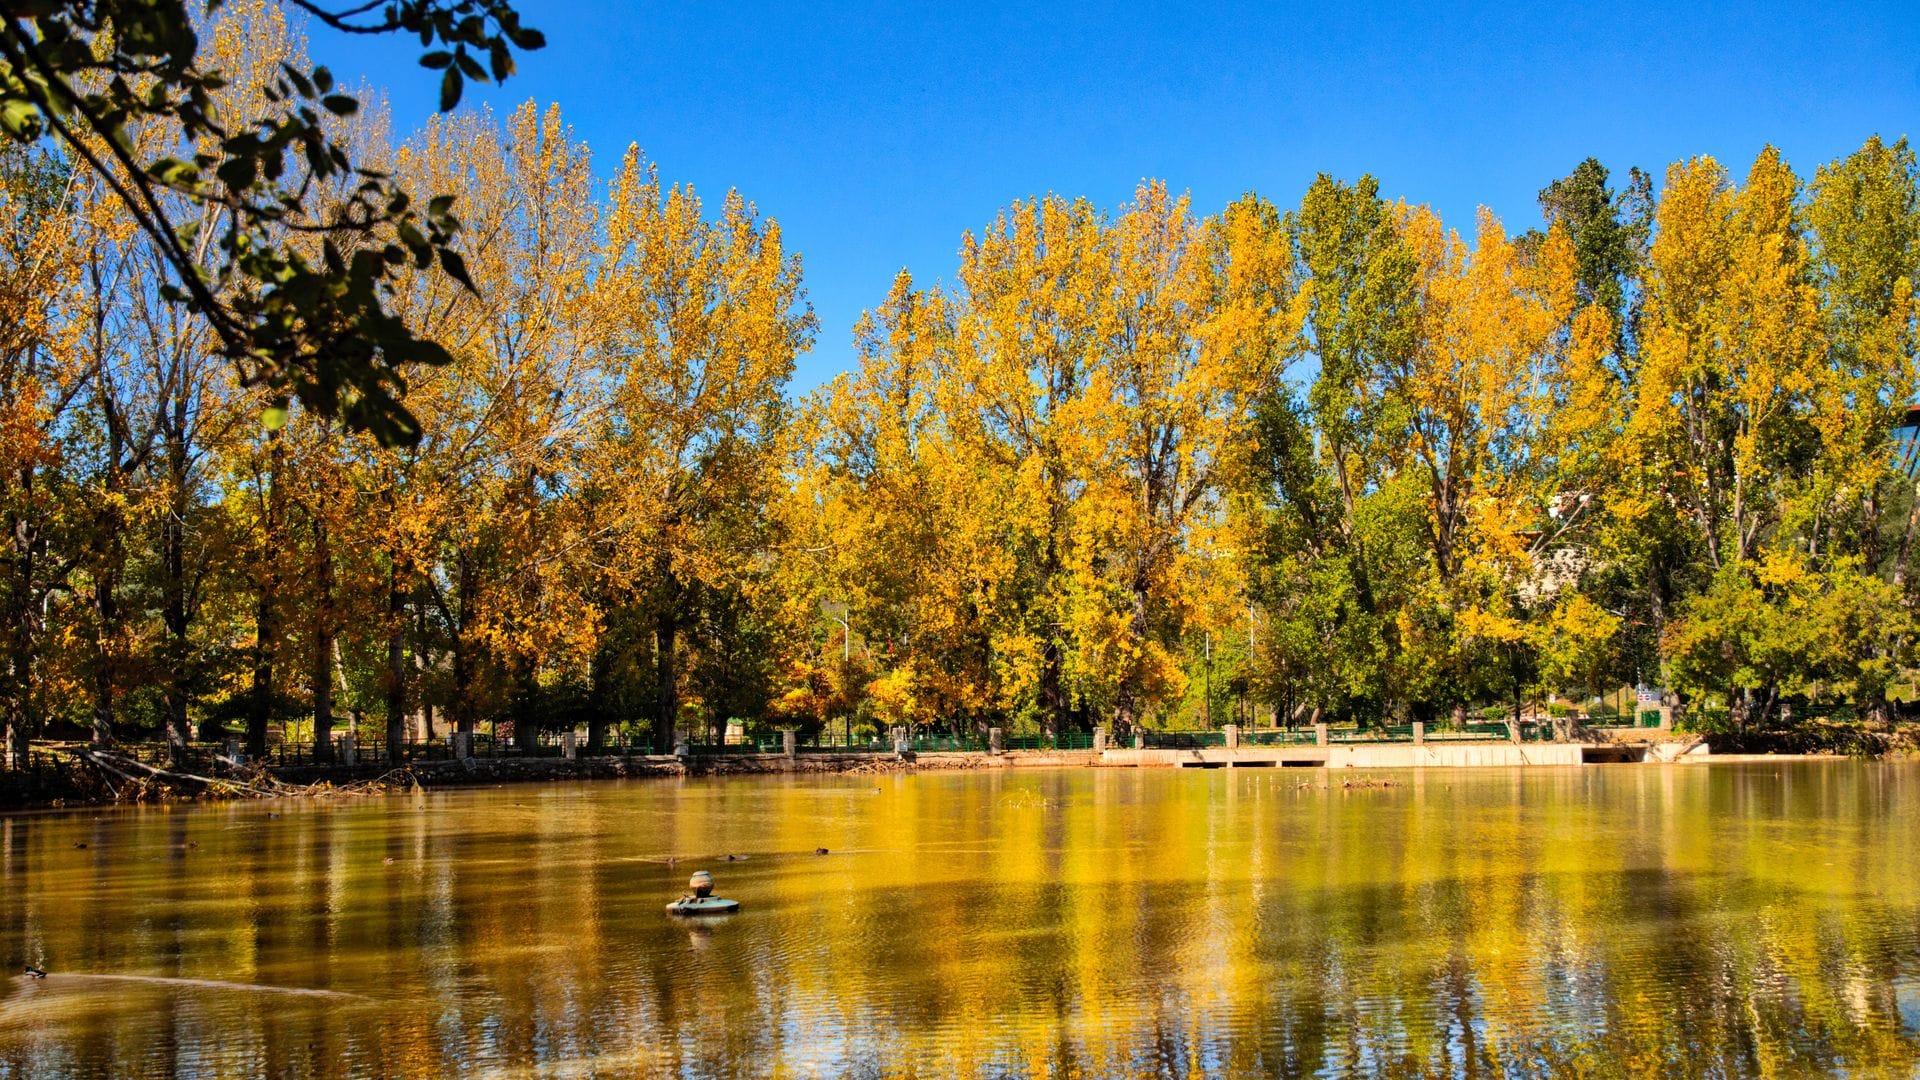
<box><xmin>666</xmin><ymin>870</ymin><xmax>739</xmax><ymax>916</ymax></box>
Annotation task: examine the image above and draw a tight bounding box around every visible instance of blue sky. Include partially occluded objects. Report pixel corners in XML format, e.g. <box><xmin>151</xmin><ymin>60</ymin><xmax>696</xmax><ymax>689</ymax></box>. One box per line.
<box><xmin>317</xmin><ymin>1</ymin><xmax>1920</xmax><ymax>393</ymax></box>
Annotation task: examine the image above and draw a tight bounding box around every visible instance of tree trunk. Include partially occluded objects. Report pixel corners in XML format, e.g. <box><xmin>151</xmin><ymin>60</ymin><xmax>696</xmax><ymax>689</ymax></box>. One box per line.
<box><xmin>90</xmin><ymin>524</ymin><xmax>122</xmax><ymax>746</ymax></box>
<box><xmin>1867</xmin><ymin>694</ymin><xmax>1894</xmax><ymax>730</ymax></box>
<box><xmin>655</xmin><ymin>605</ymin><xmax>678</xmax><ymax>754</ymax></box>
<box><xmin>513</xmin><ymin>659</ymin><xmax>539</xmax><ymax>752</ymax></box>
<box><xmin>1039</xmin><ymin>636</ymin><xmax>1064</xmax><ymax>740</ymax></box>
<box><xmin>5</xmin><ymin>461</ymin><xmax>36</xmax><ymax>769</ymax></box>
<box><xmin>414</xmin><ymin>603</ymin><xmax>434</xmax><ymax>742</ymax></box>
<box><xmin>450</xmin><ymin>633</ymin><xmax>473</xmax><ymax>734</ymax></box>
<box><xmin>385</xmin><ymin>561</ymin><xmax>407</xmax><ymax>763</ymax></box>
<box><xmin>162</xmin><ymin>433</ymin><xmax>194</xmax><ymax>761</ymax></box>
<box><xmin>245</xmin><ymin>587</ymin><xmax>275</xmax><ymax>760</ymax></box>
<box><xmin>449</xmin><ymin>547</ymin><xmax>476</xmax><ymax>735</ymax></box>
<box><xmin>311</xmin><ymin>515</ymin><xmax>335</xmax><ymax>763</ymax></box>
<box><xmin>2</xmin><ymin>594</ymin><xmax>28</xmax><ymax>772</ymax></box>
<box><xmin>586</xmin><ymin>643</ymin><xmax>610</xmax><ymax>752</ymax></box>
<box><xmin>245</xmin><ymin>435</ymin><xmax>284</xmax><ymax>760</ymax></box>
<box><xmin>89</xmin><ymin>444</ymin><xmax>129</xmax><ymax>747</ymax></box>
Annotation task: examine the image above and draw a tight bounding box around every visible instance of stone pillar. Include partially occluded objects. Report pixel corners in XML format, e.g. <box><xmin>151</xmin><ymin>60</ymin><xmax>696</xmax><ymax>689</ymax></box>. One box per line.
<box><xmin>1314</xmin><ymin>723</ymin><xmax>1329</xmax><ymax>747</ymax></box>
<box><xmin>1411</xmin><ymin>721</ymin><xmax>1425</xmax><ymax>746</ymax></box>
<box><xmin>224</xmin><ymin>737</ymin><xmax>243</xmax><ymax>763</ymax></box>
<box><xmin>1093</xmin><ymin>727</ymin><xmax>1109</xmax><ymax>752</ymax></box>
<box><xmin>1505</xmin><ymin>720</ymin><xmax>1520</xmax><ymax>744</ymax></box>
<box><xmin>893</xmin><ymin>727</ymin><xmax>911</xmax><ymax>755</ymax></box>
<box><xmin>1224</xmin><ymin>724</ymin><xmax>1240</xmax><ymax>749</ymax></box>
<box><xmin>1553</xmin><ymin>717</ymin><xmax>1570</xmax><ymax>743</ymax></box>
<box><xmin>340</xmin><ymin>732</ymin><xmax>357</xmax><ymax>767</ymax></box>
<box><xmin>1133</xmin><ymin>730</ymin><xmax>1144</xmax><ymax>750</ymax></box>
<box><xmin>451</xmin><ymin>731</ymin><xmax>472</xmax><ymax>760</ymax></box>
<box><xmin>988</xmin><ymin>727</ymin><xmax>1004</xmax><ymax>755</ymax></box>
<box><xmin>782</xmin><ymin>729</ymin><xmax>797</xmax><ymax>759</ymax></box>
<box><xmin>563</xmin><ymin>730</ymin><xmax>578</xmax><ymax>760</ymax></box>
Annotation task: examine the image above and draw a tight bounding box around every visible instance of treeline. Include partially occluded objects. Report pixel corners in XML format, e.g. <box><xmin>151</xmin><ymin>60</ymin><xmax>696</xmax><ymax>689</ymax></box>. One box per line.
<box><xmin>2</xmin><ymin>6</ymin><xmax>1917</xmax><ymax>762</ymax></box>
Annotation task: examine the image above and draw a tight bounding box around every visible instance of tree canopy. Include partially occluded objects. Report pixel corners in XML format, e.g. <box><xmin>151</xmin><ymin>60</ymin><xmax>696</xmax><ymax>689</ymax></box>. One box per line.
<box><xmin>2</xmin><ymin>7</ymin><xmax>1918</xmax><ymax>761</ymax></box>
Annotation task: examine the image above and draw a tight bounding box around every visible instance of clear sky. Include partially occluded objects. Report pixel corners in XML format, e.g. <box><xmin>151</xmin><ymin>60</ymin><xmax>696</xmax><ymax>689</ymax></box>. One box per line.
<box><xmin>318</xmin><ymin>1</ymin><xmax>1920</xmax><ymax>393</ymax></box>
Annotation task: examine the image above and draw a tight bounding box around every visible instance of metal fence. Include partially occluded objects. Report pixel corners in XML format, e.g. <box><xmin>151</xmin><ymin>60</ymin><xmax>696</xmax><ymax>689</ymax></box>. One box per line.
<box><xmin>272</xmin><ymin>730</ymin><xmax>579</xmax><ymax>766</ymax></box>
<box><xmin>1241</xmin><ymin>728</ymin><xmax>1320</xmax><ymax>747</ymax></box>
<box><xmin>19</xmin><ymin>712</ymin><xmax>1603</xmax><ymax>775</ymax></box>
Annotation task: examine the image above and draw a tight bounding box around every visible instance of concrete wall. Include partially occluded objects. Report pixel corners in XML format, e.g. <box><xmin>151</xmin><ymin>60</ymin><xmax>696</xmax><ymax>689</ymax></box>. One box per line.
<box><xmin>1097</xmin><ymin>743</ymin><xmax>1586</xmax><ymax>769</ymax></box>
<box><xmin>1329</xmin><ymin>743</ymin><xmax>1583</xmax><ymax>768</ymax></box>
<box><xmin>1094</xmin><ymin>749</ymin><xmax>1190</xmax><ymax>768</ymax></box>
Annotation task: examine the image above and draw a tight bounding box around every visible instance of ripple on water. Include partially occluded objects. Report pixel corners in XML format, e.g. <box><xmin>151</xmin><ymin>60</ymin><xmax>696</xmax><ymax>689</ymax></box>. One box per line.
<box><xmin>4</xmin><ymin>762</ymin><xmax>1920</xmax><ymax>1077</ymax></box>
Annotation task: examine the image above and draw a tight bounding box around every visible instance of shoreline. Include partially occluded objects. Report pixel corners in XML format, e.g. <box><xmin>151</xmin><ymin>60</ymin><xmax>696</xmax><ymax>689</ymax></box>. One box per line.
<box><xmin>1</xmin><ymin>741</ymin><xmax>1901</xmax><ymax>814</ymax></box>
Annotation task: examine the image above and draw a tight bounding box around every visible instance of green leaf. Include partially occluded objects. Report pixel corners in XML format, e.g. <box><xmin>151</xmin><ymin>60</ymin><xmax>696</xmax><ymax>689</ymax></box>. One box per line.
<box><xmin>439</xmin><ymin>68</ymin><xmax>462</xmax><ymax>111</ymax></box>
<box><xmin>148</xmin><ymin>157</ymin><xmax>199</xmax><ymax>186</ymax></box>
<box><xmin>455</xmin><ymin>50</ymin><xmax>488</xmax><ymax>83</ymax></box>
<box><xmin>321</xmin><ymin>95</ymin><xmax>358</xmax><ymax>116</ymax></box>
<box><xmin>440</xmin><ymin>248</ymin><xmax>474</xmax><ymax>291</ymax></box>
<box><xmin>0</xmin><ymin>98</ymin><xmax>42</xmax><ymax>139</ymax></box>
<box><xmin>216</xmin><ymin>154</ymin><xmax>257</xmax><ymax>191</ymax></box>
<box><xmin>261</xmin><ymin>406</ymin><xmax>289</xmax><ymax>431</ymax></box>
<box><xmin>397</xmin><ymin>221</ymin><xmax>429</xmax><ymax>259</ymax></box>
<box><xmin>281</xmin><ymin>63</ymin><xmax>313</xmax><ymax>98</ymax></box>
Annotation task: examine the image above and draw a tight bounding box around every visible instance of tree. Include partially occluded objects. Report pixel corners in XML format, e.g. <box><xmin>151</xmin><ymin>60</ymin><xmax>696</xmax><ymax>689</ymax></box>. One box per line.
<box><xmin>1246</xmin><ymin>174</ymin><xmax>1420</xmax><ymax>725</ymax></box>
<box><xmin>592</xmin><ymin>151</ymin><xmax>814</xmax><ymax>752</ymax></box>
<box><xmin>0</xmin><ymin>142</ymin><xmax>87</xmax><ymax>765</ymax></box>
<box><xmin>1528</xmin><ymin>158</ymin><xmax>1652</xmax><ymax>350</ymax></box>
<box><xmin>0</xmin><ymin>0</ymin><xmax>542</xmax><ymax>445</ymax></box>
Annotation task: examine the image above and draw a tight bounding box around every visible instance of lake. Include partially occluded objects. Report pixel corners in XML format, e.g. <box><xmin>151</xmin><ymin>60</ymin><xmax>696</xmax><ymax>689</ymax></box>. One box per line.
<box><xmin>2</xmin><ymin>762</ymin><xmax>1918</xmax><ymax>1078</ymax></box>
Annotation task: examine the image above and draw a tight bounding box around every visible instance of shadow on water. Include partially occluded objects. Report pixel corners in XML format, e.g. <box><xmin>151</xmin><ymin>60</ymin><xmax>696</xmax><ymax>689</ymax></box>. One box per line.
<box><xmin>0</xmin><ymin>762</ymin><xmax>1917</xmax><ymax>1077</ymax></box>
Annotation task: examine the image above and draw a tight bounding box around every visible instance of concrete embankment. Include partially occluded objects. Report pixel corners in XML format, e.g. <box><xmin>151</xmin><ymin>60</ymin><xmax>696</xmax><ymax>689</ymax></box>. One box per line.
<box><xmin>282</xmin><ymin>739</ymin><xmax>1686</xmax><ymax>788</ymax></box>
<box><xmin>260</xmin><ymin>748</ymin><xmax>1103</xmax><ymax>791</ymax></box>
<box><xmin>1098</xmin><ymin>743</ymin><xmax>1589</xmax><ymax>768</ymax></box>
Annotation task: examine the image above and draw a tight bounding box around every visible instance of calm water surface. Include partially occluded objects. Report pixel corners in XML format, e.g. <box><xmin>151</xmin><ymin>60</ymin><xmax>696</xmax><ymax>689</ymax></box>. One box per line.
<box><xmin>2</xmin><ymin>762</ymin><xmax>1919</xmax><ymax>1078</ymax></box>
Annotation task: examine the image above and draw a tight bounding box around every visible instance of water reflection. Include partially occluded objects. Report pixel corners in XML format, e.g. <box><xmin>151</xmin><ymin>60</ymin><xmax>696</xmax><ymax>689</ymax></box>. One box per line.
<box><xmin>1</xmin><ymin>764</ymin><xmax>1918</xmax><ymax>1077</ymax></box>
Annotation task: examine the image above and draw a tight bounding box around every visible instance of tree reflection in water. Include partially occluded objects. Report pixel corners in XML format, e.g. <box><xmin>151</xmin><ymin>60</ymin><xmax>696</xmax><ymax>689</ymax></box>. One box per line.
<box><xmin>1</xmin><ymin>763</ymin><xmax>1918</xmax><ymax>1078</ymax></box>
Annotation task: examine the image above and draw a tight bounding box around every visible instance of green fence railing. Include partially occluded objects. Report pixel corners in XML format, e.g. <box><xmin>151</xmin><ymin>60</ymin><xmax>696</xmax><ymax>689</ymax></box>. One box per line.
<box><xmin>1242</xmin><ymin>728</ymin><xmax>1319</xmax><ymax>747</ymax></box>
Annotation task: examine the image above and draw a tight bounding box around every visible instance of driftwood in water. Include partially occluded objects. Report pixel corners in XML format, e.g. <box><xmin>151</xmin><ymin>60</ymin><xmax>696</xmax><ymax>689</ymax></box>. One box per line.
<box><xmin>63</xmin><ymin>748</ymin><xmax>417</xmax><ymax>803</ymax></box>
<box><xmin>70</xmin><ymin>749</ymin><xmax>278</xmax><ymax>798</ymax></box>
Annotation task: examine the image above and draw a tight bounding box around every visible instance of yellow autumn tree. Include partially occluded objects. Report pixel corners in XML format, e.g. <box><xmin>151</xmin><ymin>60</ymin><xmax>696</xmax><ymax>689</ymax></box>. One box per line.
<box><xmin>591</xmin><ymin>148</ymin><xmax>814</xmax><ymax>750</ymax></box>
<box><xmin>1635</xmin><ymin>149</ymin><xmax>1823</xmax><ymax>571</ymax></box>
